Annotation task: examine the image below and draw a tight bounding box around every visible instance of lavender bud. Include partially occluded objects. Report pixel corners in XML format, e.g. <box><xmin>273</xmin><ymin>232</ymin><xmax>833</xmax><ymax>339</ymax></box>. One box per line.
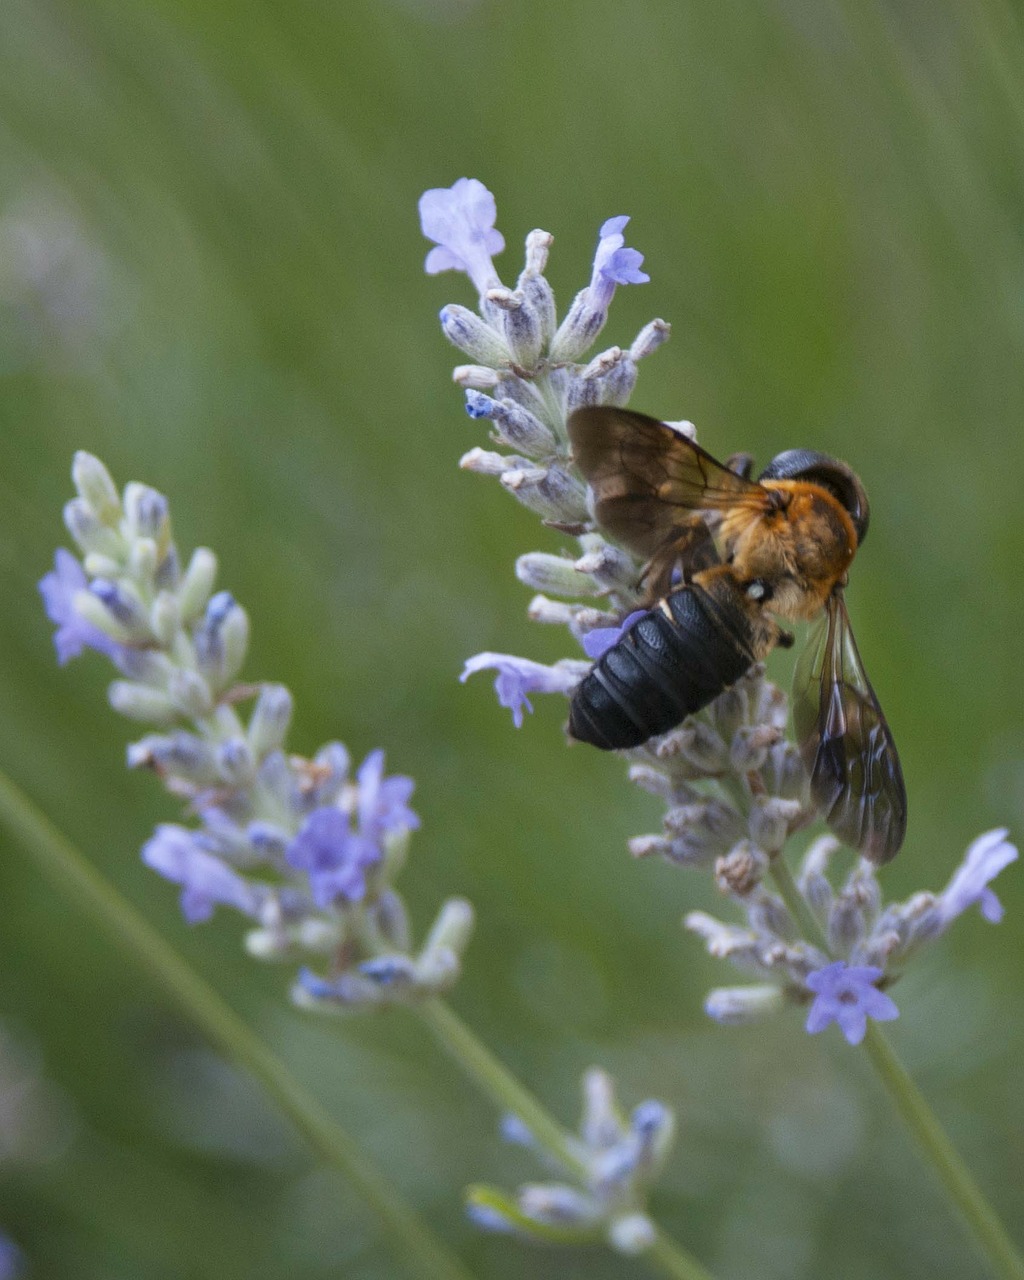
<box><xmin>245</xmin><ymin>927</ymin><xmax>292</xmax><ymax>960</ymax></box>
<box><xmin>177</xmin><ymin>548</ymin><xmax>218</xmax><ymax>622</ymax></box>
<box><xmin>761</xmin><ymin>740</ymin><xmax>808</xmax><ymax>802</ymax></box>
<box><xmin>413</xmin><ymin>946</ymin><xmax>461</xmax><ymax>992</ymax></box>
<box><xmin>459</xmin><ymin>447</ymin><xmax>526</xmax><ymax>476</ymax></box>
<box><xmin>520</xmin><ymin>1184</ymin><xmax>598</xmax><ymax>1228</ymax></box>
<box><xmin>296</xmin><ymin>918</ymin><xmax>344</xmax><ymax>951</ymax></box>
<box><xmin>194</xmin><ymin>592</ymin><xmax>249</xmax><ymax>690</ymax></box>
<box><xmin>127</xmin><ymin>732</ymin><xmax>219</xmax><ymax>783</ymax></box>
<box><xmin>747</xmin><ymin>890</ymin><xmax>795</xmax><ymax>941</ymax></box>
<box><xmin>526</xmin><ymin>594</ymin><xmax>578</xmax><ymax>626</ymax></box>
<box><xmin>827</xmin><ymin>897</ymin><xmax>866</xmax><ymax>951</ymax></box>
<box><xmin>167</xmin><ymin>668</ymin><xmax>214</xmax><ymax>719</ymax></box>
<box><xmin>715</xmin><ymin>841</ymin><xmax>768</xmax><ymax>896</ymax></box>
<box><xmin>748</xmin><ymin>796</ymin><xmax>802</xmax><ymax>854</ymax></box>
<box><xmin>519</xmin><ymin>272</ymin><xmax>560</xmax><ymax>348</ymax></box>
<box><xmin>439</xmin><ymin>304</ymin><xmax>509</xmax><ymax>365</ymax></box>
<box><xmin>488</xmin><ymin>286</ymin><xmax>544</xmax><ymax>369</ymax></box>
<box><xmin>581</xmin><ymin>1067</ymin><xmax>622</xmax><ymax>1148</ymax></box>
<box><xmin>704</xmin><ymin>984</ymin><xmax>785</xmax><ymax>1025</ymax></box>
<box><xmin>730</xmin><ymin>723</ymin><xmax>783</xmax><ymax>773</ymax></box>
<box><xmin>108</xmin><ymin>680</ymin><xmax>177</xmax><ymax>723</ymax></box>
<box><xmin>630</xmin><ymin>318</ymin><xmax>671</xmax><ymax>362</ymax></box>
<box><xmin>500</xmin><ymin>464</ymin><xmax>588</xmax><ymax>522</ymax></box>
<box><xmin>84</xmin><ymin>580</ymin><xmax>152</xmax><ymax>642</ymax></box>
<box><xmin>63</xmin><ymin>498</ymin><xmax>122</xmax><ymax>557</ymax></box>
<box><xmin>551</xmin><ymin>288</ymin><xmax>605</xmax><ymax>362</ymax></box>
<box><xmin>217</xmin><ymin>738</ymin><xmax>254</xmax><ymax>786</ymax></box>
<box><xmin>671</xmin><ymin>722</ymin><xmax>728</xmax><ymax>774</ymax></box>
<box><xmin>522</xmin><ymin>228</ymin><xmax>552</xmax><ymax>277</ymax></box>
<box><xmin>465</xmin><ymin>390</ymin><xmax>556</xmax><ymax>456</ymax></box>
<box><xmin>360</xmin><ymin>955</ymin><xmax>418</xmax><ymax>988</ymax></box>
<box><xmin>630</xmin><ymin>1099</ymin><xmax>674</xmax><ymax>1167</ymax></box>
<box><xmin>128</xmin><ymin>537</ymin><xmax>158</xmax><ymax>584</ymax></box>
<box><xmin>453</xmin><ymin>364</ymin><xmax>501</xmax><ymax>389</ymax></box>
<box><xmin>598</xmin><ymin>354</ymin><xmax>638</xmax><ymax>407</ymax></box>
<box><xmin>628</xmin><ymin>834</ymin><xmax>675</xmax><ymax>860</ymax></box>
<box><xmin>149</xmin><ymin>591</ymin><xmax>179</xmax><ymax>647</ymax></box>
<box><xmin>421</xmin><ymin>897</ymin><xmax>475</xmax><ymax>959</ymax></box>
<box><xmin>573</xmin><ymin>537</ymin><xmax>637</xmax><ymax>592</ymax></box>
<box><xmin>247</xmin><ymin>684</ymin><xmax>293</xmax><ymax>759</ymax></box>
<box><xmin>465</xmin><ymin>1195</ymin><xmax>520</xmax><ymax>1236</ymax></box>
<box><xmin>371</xmin><ymin>889</ymin><xmax>412</xmax><ymax>951</ymax></box>
<box><xmin>608</xmin><ymin>1213</ymin><xmax>656</xmax><ymax>1256</ymax></box>
<box><xmin>72</xmin><ymin>450</ymin><xmax>120</xmax><ymax>523</ymax></box>
<box><xmin>515</xmin><ymin>552</ymin><xmax>603</xmax><ymax>598</ymax></box>
<box><xmin>123</xmin><ymin>482</ymin><xmax>170</xmax><ymax>543</ymax></box>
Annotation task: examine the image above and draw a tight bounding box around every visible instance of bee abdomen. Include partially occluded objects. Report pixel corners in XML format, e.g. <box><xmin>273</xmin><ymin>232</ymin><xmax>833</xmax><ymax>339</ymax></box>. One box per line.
<box><xmin>568</xmin><ymin>586</ymin><xmax>755</xmax><ymax>750</ymax></box>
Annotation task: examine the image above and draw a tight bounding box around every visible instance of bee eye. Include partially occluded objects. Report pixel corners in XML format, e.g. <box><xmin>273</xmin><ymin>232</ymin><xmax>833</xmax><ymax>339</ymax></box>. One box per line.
<box><xmin>746</xmin><ymin>579</ymin><xmax>773</xmax><ymax>602</ymax></box>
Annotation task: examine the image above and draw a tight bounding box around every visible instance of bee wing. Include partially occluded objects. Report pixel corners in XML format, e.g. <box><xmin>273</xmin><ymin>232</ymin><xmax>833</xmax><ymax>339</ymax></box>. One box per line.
<box><xmin>793</xmin><ymin>593</ymin><xmax>907</xmax><ymax>863</ymax></box>
<box><xmin>567</xmin><ymin>406</ymin><xmax>766</xmax><ymax>561</ymax></box>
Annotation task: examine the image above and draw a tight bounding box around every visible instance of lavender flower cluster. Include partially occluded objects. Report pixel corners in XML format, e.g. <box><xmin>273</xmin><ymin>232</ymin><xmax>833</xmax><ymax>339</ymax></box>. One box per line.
<box><xmin>420</xmin><ymin>178</ymin><xmax>1018</xmax><ymax>1046</ymax></box>
<box><xmin>40</xmin><ymin>454</ymin><xmax>473</xmax><ymax>1009</ymax></box>
<box><xmin>468</xmin><ymin>1069</ymin><xmax>674</xmax><ymax>1255</ymax></box>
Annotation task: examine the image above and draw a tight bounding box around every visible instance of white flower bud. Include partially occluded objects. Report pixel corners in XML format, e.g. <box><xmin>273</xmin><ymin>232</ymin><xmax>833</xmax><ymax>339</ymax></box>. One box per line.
<box><xmin>439</xmin><ymin>304</ymin><xmax>509</xmax><ymax>365</ymax></box>
<box><xmin>608</xmin><ymin>1212</ymin><xmax>656</xmax><ymax>1256</ymax></box>
<box><xmin>72</xmin><ymin>451</ymin><xmax>121</xmax><ymax>524</ymax></box>
<box><xmin>109</xmin><ymin>681</ymin><xmax>177</xmax><ymax>723</ymax></box>
<box><xmin>704</xmin><ymin>984</ymin><xmax>785</xmax><ymax>1025</ymax></box>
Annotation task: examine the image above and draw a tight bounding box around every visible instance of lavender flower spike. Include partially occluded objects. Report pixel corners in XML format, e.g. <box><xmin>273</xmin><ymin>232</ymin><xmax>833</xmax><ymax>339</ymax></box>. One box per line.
<box><xmin>805</xmin><ymin>961</ymin><xmax>899</xmax><ymax>1045</ymax></box>
<box><xmin>460</xmin><ymin>652</ymin><xmax>582</xmax><ymax>728</ymax></box>
<box><xmin>419</xmin><ymin>178</ymin><xmax>505</xmax><ymax>298</ymax></box>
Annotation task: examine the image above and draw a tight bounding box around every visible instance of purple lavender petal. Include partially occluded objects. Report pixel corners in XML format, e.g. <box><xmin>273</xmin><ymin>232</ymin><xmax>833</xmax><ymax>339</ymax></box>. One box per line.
<box><xmin>419</xmin><ymin>178</ymin><xmax>505</xmax><ymax>296</ymax></box>
<box><xmin>581</xmin><ymin>610</ymin><xmax>647</xmax><ymax>660</ymax></box>
<box><xmin>805</xmin><ymin>961</ymin><xmax>898</xmax><ymax>1045</ymax></box>
<box><xmin>936</xmin><ymin>828</ymin><xmax>1017</xmax><ymax>929</ymax></box>
<box><xmin>356</xmin><ymin>749</ymin><xmax>420</xmax><ymax>837</ymax></box>
<box><xmin>460</xmin><ymin>652</ymin><xmax>579</xmax><ymax>728</ymax></box>
<box><xmin>38</xmin><ymin>549</ymin><xmax>123</xmax><ymax>665</ymax></box>
<box><xmin>588</xmin><ymin>215</ymin><xmax>649</xmax><ymax>311</ymax></box>
<box><xmin>142</xmin><ymin>824</ymin><xmax>263</xmax><ymax>924</ymax></box>
<box><xmin>286</xmin><ymin>805</ymin><xmax>380</xmax><ymax>908</ymax></box>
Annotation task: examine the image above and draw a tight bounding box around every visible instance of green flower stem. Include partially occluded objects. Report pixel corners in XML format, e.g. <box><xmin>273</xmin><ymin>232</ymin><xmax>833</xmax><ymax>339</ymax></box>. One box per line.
<box><xmin>861</xmin><ymin>1024</ymin><xmax>1024</xmax><ymax>1280</ymax></box>
<box><xmin>417</xmin><ymin>998</ymin><xmax>717</xmax><ymax>1280</ymax></box>
<box><xmin>0</xmin><ymin>768</ymin><xmax>474</xmax><ymax>1280</ymax></box>
<box><xmin>769</xmin><ymin>855</ymin><xmax>1024</xmax><ymax>1280</ymax></box>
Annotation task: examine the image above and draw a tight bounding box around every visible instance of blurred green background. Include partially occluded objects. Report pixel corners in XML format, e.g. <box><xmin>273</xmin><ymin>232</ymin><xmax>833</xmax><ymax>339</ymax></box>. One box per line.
<box><xmin>1</xmin><ymin>0</ymin><xmax>1023</xmax><ymax>1276</ymax></box>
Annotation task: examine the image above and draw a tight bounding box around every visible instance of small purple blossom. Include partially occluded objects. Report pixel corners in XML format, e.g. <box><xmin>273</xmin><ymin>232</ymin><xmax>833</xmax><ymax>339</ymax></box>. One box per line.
<box><xmin>460</xmin><ymin>652</ymin><xmax>580</xmax><ymax>728</ymax></box>
<box><xmin>936</xmin><ymin>828</ymin><xmax>1017</xmax><ymax>929</ymax></box>
<box><xmin>38</xmin><ymin>549</ymin><xmax>123</xmax><ymax>664</ymax></box>
<box><xmin>419</xmin><ymin>178</ymin><xmax>505</xmax><ymax>297</ymax></box>
<box><xmin>142</xmin><ymin>824</ymin><xmax>264</xmax><ymax>924</ymax></box>
<box><xmin>357</xmin><ymin>749</ymin><xmax>419</xmax><ymax>839</ymax></box>
<box><xmin>286</xmin><ymin>805</ymin><xmax>380</xmax><ymax>909</ymax></box>
<box><xmin>588</xmin><ymin>216</ymin><xmax>649</xmax><ymax>312</ymax></box>
<box><xmin>581</xmin><ymin>610</ymin><xmax>647</xmax><ymax>660</ymax></box>
<box><xmin>805</xmin><ymin>961</ymin><xmax>899</xmax><ymax>1045</ymax></box>
<box><xmin>0</xmin><ymin>1235</ymin><xmax>21</xmax><ymax>1280</ymax></box>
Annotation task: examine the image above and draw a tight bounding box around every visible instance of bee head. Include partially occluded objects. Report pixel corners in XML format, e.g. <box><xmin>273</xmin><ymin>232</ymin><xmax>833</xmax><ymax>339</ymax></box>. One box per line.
<box><xmin>758</xmin><ymin>450</ymin><xmax>870</xmax><ymax>546</ymax></box>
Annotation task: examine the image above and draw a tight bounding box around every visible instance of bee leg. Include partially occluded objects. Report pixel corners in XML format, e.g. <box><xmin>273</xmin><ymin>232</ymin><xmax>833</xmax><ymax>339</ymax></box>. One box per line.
<box><xmin>725</xmin><ymin>451</ymin><xmax>756</xmax><ymax>480</ymax></box>
<box><xmin>776</xmin><ymin>628</ymin><xmax>795</xmax><ymax>649</ymax></box>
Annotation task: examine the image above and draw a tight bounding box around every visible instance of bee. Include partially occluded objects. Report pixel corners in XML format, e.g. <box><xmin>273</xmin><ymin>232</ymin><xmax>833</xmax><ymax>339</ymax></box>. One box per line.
<box><xmin>565</xmin><ymin>406</ymin><xmax>906</xmax><ymax>864</ymax></box>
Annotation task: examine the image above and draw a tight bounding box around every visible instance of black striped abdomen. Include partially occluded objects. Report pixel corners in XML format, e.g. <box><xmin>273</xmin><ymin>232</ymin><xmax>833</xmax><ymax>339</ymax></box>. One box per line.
<box><xmin>568</xmin><ymin>586</ymin><xmax>755</xmax><ymax>750</ymax></box>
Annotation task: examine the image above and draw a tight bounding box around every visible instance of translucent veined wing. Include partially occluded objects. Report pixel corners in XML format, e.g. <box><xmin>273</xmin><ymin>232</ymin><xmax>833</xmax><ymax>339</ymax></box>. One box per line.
<box><xmin>793</xmin><ymin>593</ymin><xmax>907</xmax><ymax>863</ymax></box>
<box><xmin>567</xmin><ymin>406</ymin><xmax>766</xmax><ymax>562</ymax></box>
